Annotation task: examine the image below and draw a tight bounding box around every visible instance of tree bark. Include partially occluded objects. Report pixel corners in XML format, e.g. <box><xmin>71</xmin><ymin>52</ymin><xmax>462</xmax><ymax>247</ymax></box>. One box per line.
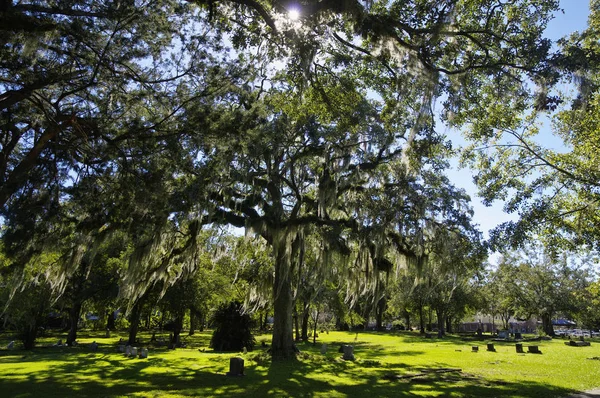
<box><xmin>189</xmin><ymin>307</ymin><xmax>197</xmax><ymax>336</ymax></box>
<box><xmin>171</xmin><ymin>315</ymin><xmax>183</xmax><ymax>347</ymax></box>
<box><xmin>312</xmin><ymin>307</ymin><xmax>320</xmax><ymax>345</ymax></box>
<box><xmin>271</xmin><ymin>244</ymin><xmax>296</xmax><ymax>359</ymax></box>
<box><xmin>427</xmin><ymin>307</ymin><xmax>432</xmax><ymax>332</ymax></box>
<box><xmin>301</xmin><ymin>301</ymin><xmax>310</xmax><ymax>340</ymax></box>
<box><xmin>541</xmin><ymin>313</ymin><xmax>554</xmax><ymax>336</ymax></box>
<box><xmin>22</xmin><ymin>320</ymin><xmax>39</xmax><ymax>350</ymax></box>
<box><xmin>127</xmin><ymin>300</ymin><xmax>143</xmax><ymax>345</ymax></box>
<box><xmin>375</xmin><ymin>296</ymin><xmax>386</xmax><ymax>331</ymax></box>
<box><xmin>436</xmin><ymin>309</ymin><xmax>445</xmax><ymax>338</ymax></box>
<box><xmin>293</xmin><ymin>307</ymin><xmax>300</xmax><ymax>341</ymax></box>
<box><xmin>106</xmin><ymin>309</ymin><xmax>116</xmax><ymax>330</ymax></box>
<box><xmin>418</xmin><ymin>302</ymin><xmax>425</xmax><ymax>334</ymax></box>
<box><xmin>66</xmin><ymin>301</ymin><xmax>82</xmax><ymax>345</ymax></box>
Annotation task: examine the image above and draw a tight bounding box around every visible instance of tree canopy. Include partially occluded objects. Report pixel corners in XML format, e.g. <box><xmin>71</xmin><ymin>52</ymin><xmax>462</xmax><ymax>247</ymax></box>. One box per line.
<box><xmin>0</xmin><ymin>0</ymin><xmax>571</xmax><ymax>358</ymax></box>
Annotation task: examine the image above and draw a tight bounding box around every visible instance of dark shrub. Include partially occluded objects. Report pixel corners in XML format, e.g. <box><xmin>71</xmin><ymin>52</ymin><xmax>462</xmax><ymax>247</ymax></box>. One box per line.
<box><xmin>210</xmin><ymin>301</ymin><xmax>255</xmax><ymax>352</ymax></box>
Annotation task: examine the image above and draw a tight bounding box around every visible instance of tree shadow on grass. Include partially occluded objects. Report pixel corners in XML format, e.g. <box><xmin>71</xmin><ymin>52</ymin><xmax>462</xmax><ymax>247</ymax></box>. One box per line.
<box><xmin>0</xmin><ymin>347</ymin><xmax>585</xmax><ymax>398</ymax></box>
<box><xmin>250</xmin><ymin>353</ymin><xmax>578</xmax><ymax>398</ymax></box>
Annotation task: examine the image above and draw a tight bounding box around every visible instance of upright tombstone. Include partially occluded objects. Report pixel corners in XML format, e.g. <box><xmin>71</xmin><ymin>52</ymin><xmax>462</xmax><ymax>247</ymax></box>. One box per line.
<box><xmin>131</xmin><ymin>347</ymin><xmax>138</xmax><ymax>357</ymax></box>
<box><xmin>7</xmin><ymin>341</ymin><xmax>14</xmax><ymax>350</ymax></box>
<box><xmin>320</xmin><ymin>343</ymin><xmax>328</xmax><ymax>355</ymax></box>
<box><xmin>139</xmin><ymin>348</ymin><xmax>149</xmax><ymax>359</ymax></box>
<box><xmin>227</xmin><ymin>357</ymin><xmax>245</xmax><ymax>376</ymax></box>
<box><xmin>118</xmin><ymin>344</ymin><xmax>126</xmax><ymax>353</ymax></box>
<box><xmin>243</xmin><ymin>347</ymin><xmax>247</xmax><ymax>354</ymax></box>
<box><xmin>105</xmin><ymin>329</ymin><xmax>111</xmax><ymax>338</ymax></box>
<box><xmin>515</xmin><ymin>343</ymin><xmax>524</xmax><ymax>353</ymax></box>
<box><xmin>342</xmin><ymin>345</ymin><xmax>355</xmax><ymax>361</ymax></box>
<box><xmin>125</xmin><ymin>345</ymin><xmax>132</xmax><ymax>356</ymax></box>
<box><xmin>90</xmin><ymin>341</ymin><xmax>98</xmax><ymax>352</ymax></box>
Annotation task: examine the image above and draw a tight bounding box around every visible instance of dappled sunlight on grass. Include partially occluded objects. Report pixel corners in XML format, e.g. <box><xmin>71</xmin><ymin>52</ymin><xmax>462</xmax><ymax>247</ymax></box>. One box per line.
<box><xmin>0</xmin><ymin>330</ymin><xmax>599</xmax><ymax>396</ymax></box>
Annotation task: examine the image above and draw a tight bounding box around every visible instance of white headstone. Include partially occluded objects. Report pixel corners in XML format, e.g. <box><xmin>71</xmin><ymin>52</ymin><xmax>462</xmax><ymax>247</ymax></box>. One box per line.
<box><xmin>139</xmin><ymin>348</ymin><xmax>148</xmax><ymax>359</ymax></box>
<box><xmin>243</xmin><ymin>347</ymin><xmax>247</xmax><ymax>354</ymax></box>
<box><xmin>131</xmin><ymin>347</ymin><xmax>138</xmax><ymax>357</ymax></box>
<box><xmin>320</xmin><ymin>343</ymin><xmax>328</xmax><ymax>355</ymax></box>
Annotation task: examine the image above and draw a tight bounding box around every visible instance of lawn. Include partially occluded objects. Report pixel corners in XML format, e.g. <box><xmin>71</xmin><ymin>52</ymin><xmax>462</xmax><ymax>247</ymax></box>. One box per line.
<box><xmin>0</xmin><ymin>330</ymin><xmax>599</xmax><ymax>397</ymax></box>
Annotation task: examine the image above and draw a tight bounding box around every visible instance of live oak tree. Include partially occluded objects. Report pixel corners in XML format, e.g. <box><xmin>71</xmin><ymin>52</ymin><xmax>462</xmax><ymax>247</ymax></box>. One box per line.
<box><xmin>0</xmin><ymin>0</ymin><xmax>563</xmax><ymax>359</ymax></box>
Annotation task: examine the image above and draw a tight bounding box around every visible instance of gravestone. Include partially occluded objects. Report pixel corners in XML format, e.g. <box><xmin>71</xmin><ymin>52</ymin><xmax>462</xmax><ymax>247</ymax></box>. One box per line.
<box><xmin>118</xmin><ymin>344</ymin><xmax>126</xmax><ymax>353</ymax></box>
<box><xmin>527</xmin><ymin>345</ymin><xmax>542</xmax><ymax>354</ymax></box>
<box><xmin>7</xmin><ymin>341</ymin><xmax>14</xmax><ymax>349</ymax></box>
<box><xmin>125</xmin><ymin>345</ymin><xmax>132</xmax><ymax>356</ymax></box>
<box><xmin>139</xmin><ymin>348</ymin><xmax>149</xmax><ymax>359</ymax></box>
<box><xmin>131</xmin><ymin>347</ymin><xmax>138</xmax><ymax>357</ymax></box>
<box><xmin>487</xmin><ymin>343</ymin><xmax>496</xmax><ymax>352</ymax></box>
<box><xmin>90</xmin><ymin>341</ymin><xmax>98</xmax><ymax>352</ymax></box>
<box><xmin>243</xmin><ymin>347</ymin><xmax>247</xmax><ymax>354</ymax></box>
<box><xmin>320</xmin><ymin>343</ymin><xmax>328</xmax><ymax>355</ymax></box>
<box><xmin>472</xmin><ymin>346</ymin><xmax>479</xmax><ymax>352</ymax></box>
<box><xmin>515</xmin><ymin>343</ymin><xmax>524</xmax><ymax>353</ymax></box>
<box><xmin>227</xmin><ymin>357</ymin><xmax>244</xmax><ymax>376</ymax></box>
<box><xmin>498</xmin><ymin>330</ymin><xmax>508</xmax><ymax>339</ymax></box>
<box><xmin>515</xmin><ymin>332</ymin><xmax>522</xmax><ymax>339</ymax></box>
<box><xmin>342</xmin><ymin>345</ymin><xmax>355</xmax><ymax>361</ymax></box>
<box><xmin>105</xmin><ymin>329</ymin><xmax>111</xmax><ymax>338</ymax></box>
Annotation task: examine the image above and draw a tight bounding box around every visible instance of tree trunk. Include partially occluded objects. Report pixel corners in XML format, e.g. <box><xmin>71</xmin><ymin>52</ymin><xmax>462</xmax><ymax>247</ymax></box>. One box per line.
<box><xmin>262</xmin><ymin>309</ymin><xmax>268</xmax><ymax>331</ymax></box>
<box><xmin>419</xmin><ymin>303</ymin><xmax>425</xmax><ymax>334</ymax></box>
<box><xmin>271</xmin><ymin>249</ymin><xmax>296</xmax><ymax>359</ymax></box>
<box><xmin>446</xmin><ymin>315</ymin><xmax>452</xmax><ymax>334</ymax></box>
<box><xmin>66</xmin><ymin>301</ymin><xmax>82</xmax><ymax>345</ymax></box>
<box><xmin>541</xmin><ymin>313</ymin><xmax>554</xmax><ymax>336</ymax></box>
<box><xmin>189</xmin><ymin>308</ymin><xmax>196</xmax><ymax>336</ymax></box>
<box><xmin>363</xmin><ymin>303</ymin><xmax>371</xmax><ymax>330</ymax></box>
<box><xmin>171</xmin><ymin>315</ymin><xmax>183</xmax><ymax>347</ymax></box>
<box><xmin>106</xmin><ymin>309</ymin><xmax>116</xmax><ymax>330</ymax></box>
<box><xmin>427</xmin><ymin>307</ymin><xmax>432</xmax><ymax>332</ymax></box>
<box><xmin>375</xmin><ymin>296</ymin><xmax>386</xmax><ymax>331</ymax></box>
<box><xmin>312</xmin><ymin>307</ymin><xmax>320</xmax><ymax>345</ymax></box>
<box><xmin>199</xmin><ymin>311</ymin><xmax>205</xmax><ymax>331</ymax></box>
<box><xmin>301</xmin><ymin>301</ymin><xmax>310</xmax><ymax>341</ymax></box>
<box><xmin>127</xmin><ymin>300</ymin><xmax>143</xmax><ymax>345</ymax></box>
<box><xmin>436</xmin><ymin>309</ymin><xmax>445</xmax><ymax>338</ymax></box>
<box><xmin>294</xmin><ymin>308</ymin><xmax>300</xmax><ymax>341</ymax></box>
<box><xmin>22</xmin><ymin>321</ymin><xmax>39</xmax><ymax>350</ymax></box>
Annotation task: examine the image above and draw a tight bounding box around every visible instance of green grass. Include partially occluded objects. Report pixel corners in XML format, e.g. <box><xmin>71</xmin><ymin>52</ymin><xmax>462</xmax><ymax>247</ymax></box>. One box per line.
<box><xmin>1</xmin><ymin>330</ymin><xmax>599</xmax><ymax>397</ymax></box>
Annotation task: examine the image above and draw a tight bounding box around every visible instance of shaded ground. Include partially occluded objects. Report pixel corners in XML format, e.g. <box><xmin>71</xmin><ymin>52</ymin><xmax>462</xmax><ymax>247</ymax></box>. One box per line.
<box><xmin>0</xmin><ymin>330</ymin><xmax>599</xmax><ymax>397</ymax></box>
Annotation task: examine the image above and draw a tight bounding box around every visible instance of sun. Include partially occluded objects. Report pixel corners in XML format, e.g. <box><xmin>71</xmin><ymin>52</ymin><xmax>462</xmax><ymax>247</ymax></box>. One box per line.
<box><xmin>288</xmin><ymin>8</ymin><xmax>301</xmax><ymax>21</ymax></box>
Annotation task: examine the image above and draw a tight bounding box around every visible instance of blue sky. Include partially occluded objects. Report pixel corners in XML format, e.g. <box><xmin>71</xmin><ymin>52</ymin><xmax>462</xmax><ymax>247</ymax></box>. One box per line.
<box><xmin>449</xmin><ymin>0</ymin><xmax>591</xmax><ymax>254</ymax></box>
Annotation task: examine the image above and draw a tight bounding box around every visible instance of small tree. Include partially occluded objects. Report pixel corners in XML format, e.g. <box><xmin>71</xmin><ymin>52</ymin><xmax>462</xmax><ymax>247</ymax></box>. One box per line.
<box><xmin>210</xmin><ymin>301</ymin><xmax>255</xmax><ymax>352</ymax></box>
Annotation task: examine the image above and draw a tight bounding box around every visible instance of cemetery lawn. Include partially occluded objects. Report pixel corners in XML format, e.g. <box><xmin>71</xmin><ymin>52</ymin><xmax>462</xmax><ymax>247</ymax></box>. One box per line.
<box><xmin>1</xmin><ymin>331</ymin><xmax>599</xmax><ymax>397</ymax></box>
